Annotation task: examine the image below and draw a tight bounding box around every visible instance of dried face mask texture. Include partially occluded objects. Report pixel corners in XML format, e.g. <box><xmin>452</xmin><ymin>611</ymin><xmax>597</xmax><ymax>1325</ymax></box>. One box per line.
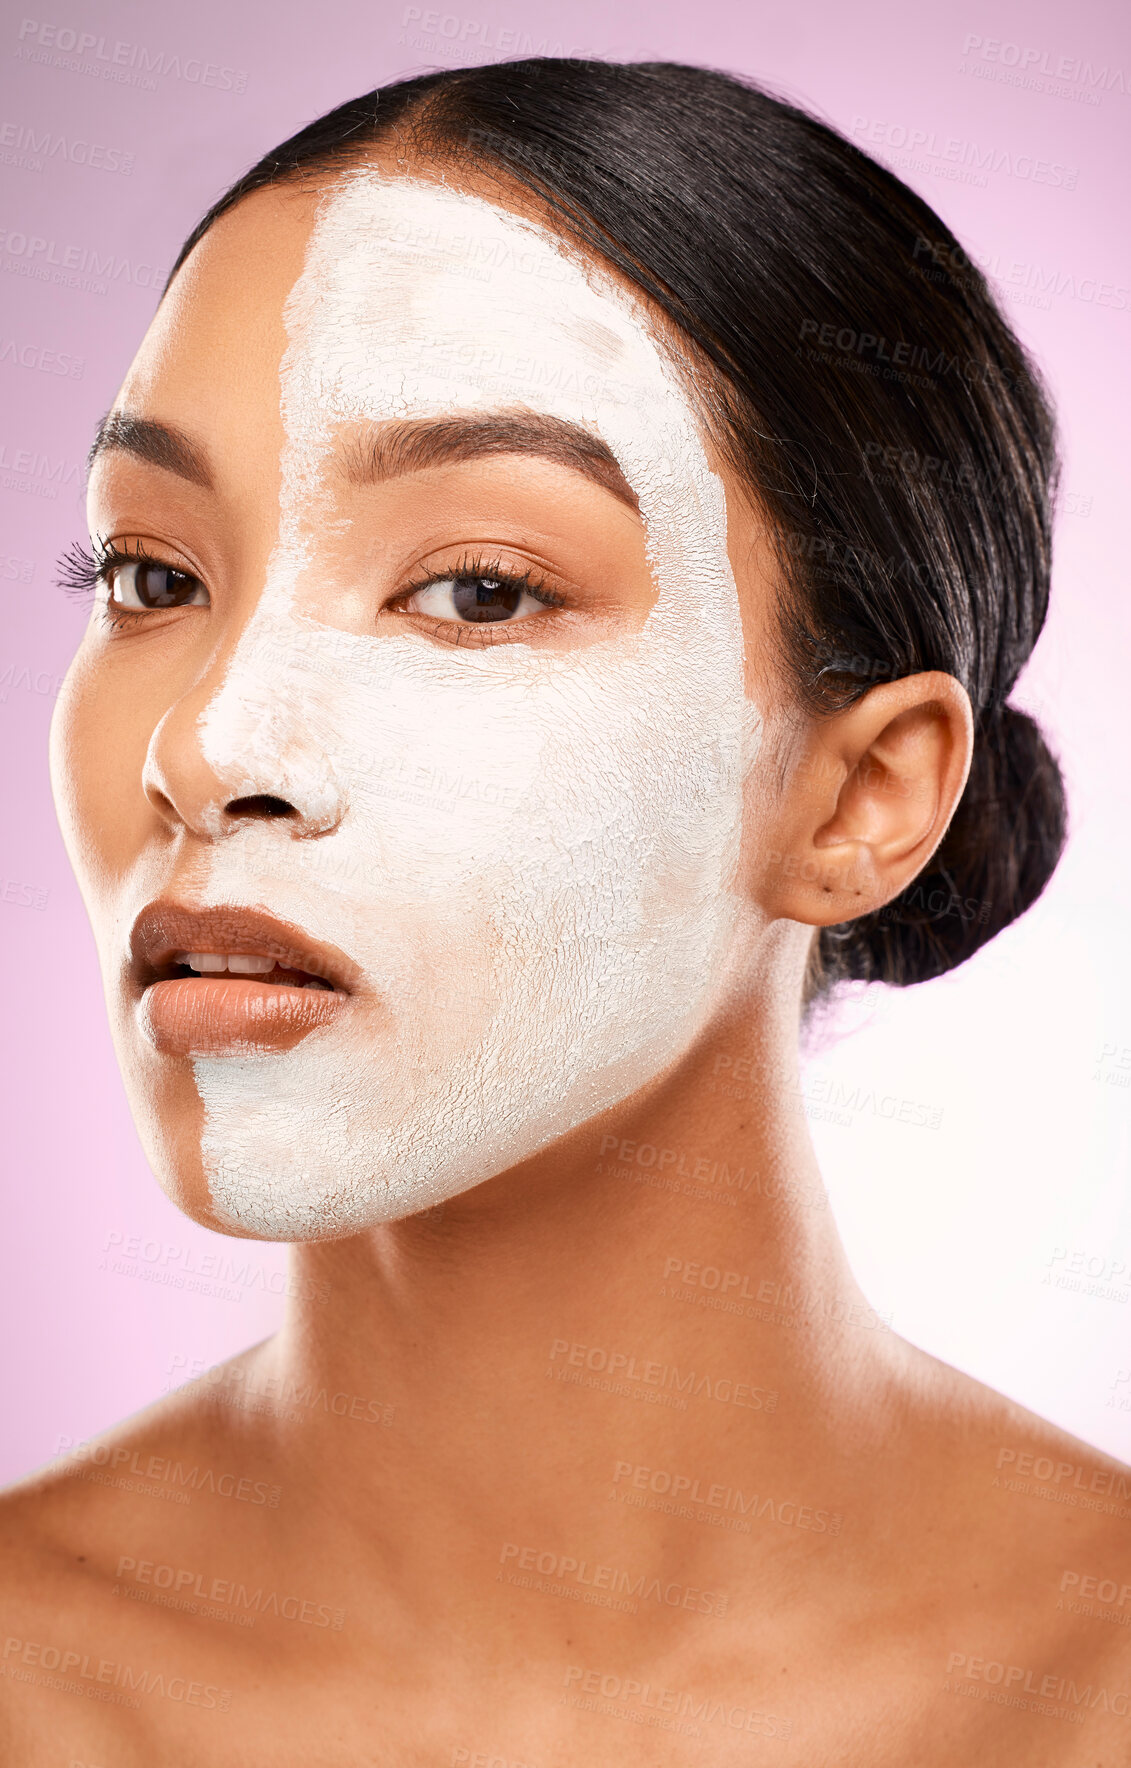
<box><xmin>192</xmin><ymin>171</ymin><xmax>763</xmax><ymax>1237</ymax></box>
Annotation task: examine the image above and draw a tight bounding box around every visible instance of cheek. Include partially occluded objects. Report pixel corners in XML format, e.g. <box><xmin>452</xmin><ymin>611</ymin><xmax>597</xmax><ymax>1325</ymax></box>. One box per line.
<box><xmin>50</xmin><ymin>643</ymin><xmax>122</xmax><ymax>891</ymax></box>
<box><xmin>51</xmin><ymin>638</ymin><xmax>169</xmax><ymax>990</ymax></box>
<box><xmin>316</xmin><ymin>660</ymin><xmax>668</xmax><ymax>920</ymax></box>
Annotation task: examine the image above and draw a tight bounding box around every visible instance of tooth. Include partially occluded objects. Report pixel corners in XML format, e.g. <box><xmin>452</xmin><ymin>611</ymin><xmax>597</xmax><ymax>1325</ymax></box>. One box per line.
<box><xmin>170</xmin><ymin>950</ymin><xmax>329</xmax><ymax>984</ymax></box>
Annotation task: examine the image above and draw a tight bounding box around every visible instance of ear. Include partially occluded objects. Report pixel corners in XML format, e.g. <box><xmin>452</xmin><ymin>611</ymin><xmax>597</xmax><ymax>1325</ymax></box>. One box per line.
<box><xmin>756</xmin><ymin>672</ymin><xmax>974</xmax><ymax>927</ymax></box>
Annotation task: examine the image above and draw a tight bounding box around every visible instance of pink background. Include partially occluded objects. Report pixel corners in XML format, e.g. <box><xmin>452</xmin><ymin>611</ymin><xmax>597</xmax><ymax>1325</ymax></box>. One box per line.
<box><xmin>2</xmin><ymin>0</ymin><xmax>1129</xmax><ymax>1484</ymax></box>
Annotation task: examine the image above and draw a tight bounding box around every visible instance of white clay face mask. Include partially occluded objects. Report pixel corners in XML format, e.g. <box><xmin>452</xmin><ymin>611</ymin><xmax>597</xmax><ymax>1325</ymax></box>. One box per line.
<box><xmin>190</xmin><ymin>169</ymin><xmax>763</xmax><ymax>1237</ymax></box>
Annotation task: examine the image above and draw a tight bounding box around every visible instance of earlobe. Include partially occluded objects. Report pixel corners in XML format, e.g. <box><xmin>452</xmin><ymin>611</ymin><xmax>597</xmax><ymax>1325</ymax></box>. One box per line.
<box><xmin>759</xmin><ymin>672</ymin><xmax>974</xmax><ymax>929</ymax></box>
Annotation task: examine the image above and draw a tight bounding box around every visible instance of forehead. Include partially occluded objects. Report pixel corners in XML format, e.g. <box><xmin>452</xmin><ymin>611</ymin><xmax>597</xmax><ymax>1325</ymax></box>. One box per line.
<box><xmin>278</xmin><ymin>171</ymin><xmax>717</xmax><ymax>538</ymax></box>
<box><xmin>105</xmin><ymin>166</ymin><xmax>739</xmax><ymax>592</ymax></box>
<box><xmin>109</xmin><ymin>183</ymin><xmax>315</xmax><ymax>486</ymax></box>
<box><xmin>120</xmin><ymin>168</ymin><xmax>685</xmax><ymax>438</ymax></box>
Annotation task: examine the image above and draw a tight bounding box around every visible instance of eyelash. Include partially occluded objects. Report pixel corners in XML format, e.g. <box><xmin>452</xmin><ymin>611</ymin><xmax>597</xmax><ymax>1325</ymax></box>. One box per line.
<box><xmin>57</xmin><ymin>536</ymin><xmax>185</xmax><ymax>633</ymax></box>
<box><xmin>55</xmin><ymin>539</ymin><xmax>565</xmax><ymax>641</ymax></box>
<box><xmin>56</xmin><ymin>535</ymin><xmax>161</xmax><ymax>602</ymax></box>
<box><xmin>398</xmin><ymin>551</ymin><xmax>564</xmax><ymax>645</ymax></box>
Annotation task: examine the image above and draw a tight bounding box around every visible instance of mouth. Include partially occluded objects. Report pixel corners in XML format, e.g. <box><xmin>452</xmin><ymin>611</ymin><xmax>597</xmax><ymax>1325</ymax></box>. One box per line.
<box><xmin>130</xmin><ymin>902</ymin><xmax>356</xmax><ymax>1058</ymax></box>
<box><xmin>164</xmin><ymin>952</ymin><xmax>334</xmax><ymax>989</ymax></box>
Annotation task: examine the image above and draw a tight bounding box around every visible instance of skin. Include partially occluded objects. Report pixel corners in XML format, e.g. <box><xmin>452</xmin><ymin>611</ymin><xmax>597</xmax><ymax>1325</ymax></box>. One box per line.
<box><xmin>2</xmin><ymin>155</ymin><xmax>1129</xmax><ymax>1766</ymax></box>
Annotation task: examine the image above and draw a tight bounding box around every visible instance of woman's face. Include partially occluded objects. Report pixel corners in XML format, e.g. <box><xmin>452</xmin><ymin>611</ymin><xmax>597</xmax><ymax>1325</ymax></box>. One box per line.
<box><xmin>51</xmin><ymin>164</ymin><xmax>772</xmax><ymax>1239</ymax></box>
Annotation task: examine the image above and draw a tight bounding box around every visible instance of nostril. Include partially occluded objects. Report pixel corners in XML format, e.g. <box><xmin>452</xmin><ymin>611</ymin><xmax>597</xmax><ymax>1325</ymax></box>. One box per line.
<box><xmin>225</xmin><ymin>795</ymin><xmax>298</xmax><ymax>820</ymax></box>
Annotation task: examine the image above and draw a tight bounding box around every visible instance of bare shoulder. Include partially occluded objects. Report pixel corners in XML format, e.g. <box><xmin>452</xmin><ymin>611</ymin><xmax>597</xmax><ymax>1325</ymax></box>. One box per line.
<box><xmin>0</xmin><ymin>1337</ymin><xmax>283</xmax><ymax>1584</ymax></box>
<box><xmin>889</xmin><ymin>1343</ymin><xmax>1131</xmax><ymax>1751</ymax></box>
<box><xmin>0</xmin><ymin>1344</ymin><xmax>284</xmax><ymax>1763</ymax></box>
<box><xmin>916</xmin><ymin>1347</ymin><xmax>1131</xmax><ymax>1570</ymax></box>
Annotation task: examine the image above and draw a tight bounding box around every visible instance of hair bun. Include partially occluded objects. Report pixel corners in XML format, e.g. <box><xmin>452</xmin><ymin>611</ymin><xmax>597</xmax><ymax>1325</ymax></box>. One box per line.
<box><xmin>820</xmin><ymin>702</ymin><xmax>1068</xmax><ymax>990</ymax></box>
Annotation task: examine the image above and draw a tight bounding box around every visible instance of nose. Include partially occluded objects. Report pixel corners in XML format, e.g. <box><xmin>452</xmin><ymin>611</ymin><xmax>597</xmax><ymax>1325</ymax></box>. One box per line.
<box><xmin>142</xmin><ymin>634</ymin><xmax>346</xmax><ymax>842</ymax></box>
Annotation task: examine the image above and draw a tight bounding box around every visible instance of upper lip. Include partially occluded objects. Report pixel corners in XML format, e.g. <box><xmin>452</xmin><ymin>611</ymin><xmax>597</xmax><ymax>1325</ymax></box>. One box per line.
<box><xmin>129</xmin><ymin>901</ymin><xmax>359</xmax><ymax>993</ymax></box>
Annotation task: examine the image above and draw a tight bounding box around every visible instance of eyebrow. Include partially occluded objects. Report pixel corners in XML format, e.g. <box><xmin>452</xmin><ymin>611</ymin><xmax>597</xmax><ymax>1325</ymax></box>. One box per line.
<box><xmin>87</xmin><ymin>409</ymin><xmax>640</xmax><ymax>512</ymax></box>
<box><xmin>340</xmin><ymin>414</ymin><xmax>640</xmax><ymax>512</ymax></box>
<box><xmin>87</xmin><ymin>411</ymin><xmax>211</xmax><ymax>487</ymax></box>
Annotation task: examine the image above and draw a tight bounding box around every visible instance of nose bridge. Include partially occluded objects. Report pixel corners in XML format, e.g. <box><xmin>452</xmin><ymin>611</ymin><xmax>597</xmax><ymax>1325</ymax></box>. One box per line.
<box><xmin>144</xmin><ymin>596</ymin><xmax>346</xmax><ymax>839</ymax></box>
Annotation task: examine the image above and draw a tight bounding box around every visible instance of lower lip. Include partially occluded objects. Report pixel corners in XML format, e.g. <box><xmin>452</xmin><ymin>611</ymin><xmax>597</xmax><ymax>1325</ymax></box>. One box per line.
<box><xmin>138</xmin><ymin>977</ymin><xmax>347</xmax><ymax>1057</ymax></box>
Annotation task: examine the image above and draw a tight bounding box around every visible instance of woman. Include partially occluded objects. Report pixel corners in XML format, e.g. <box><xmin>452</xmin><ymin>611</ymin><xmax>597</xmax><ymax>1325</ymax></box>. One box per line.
<box><xmin>3</xmin><ymin>57</ymin><xmax>1126</xmax><ymax>1764</ymax></box>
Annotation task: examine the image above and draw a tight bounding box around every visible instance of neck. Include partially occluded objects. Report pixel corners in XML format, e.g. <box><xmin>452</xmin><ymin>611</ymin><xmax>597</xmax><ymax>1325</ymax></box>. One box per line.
<box><xmin>252</xmin><ymin>937</ymin><xmax>907</xmax><ymax>1652</ymax></box>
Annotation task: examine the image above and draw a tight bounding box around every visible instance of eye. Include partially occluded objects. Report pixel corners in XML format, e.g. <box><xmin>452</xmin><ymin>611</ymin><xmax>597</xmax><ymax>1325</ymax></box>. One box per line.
<box><xmin>108</xmin><ymin>559</ymin><xmax>208</xmax><ymax>611</ymax></box>
<box><xmin>405</xmin><ymin>573</ymin><xmax>552</xmax><ymax>625</ymax></box>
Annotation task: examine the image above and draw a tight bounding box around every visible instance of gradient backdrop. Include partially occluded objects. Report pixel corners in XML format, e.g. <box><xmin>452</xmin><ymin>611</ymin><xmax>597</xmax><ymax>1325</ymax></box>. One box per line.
<box><xmin>1</xmin><ymin>0</ymin><xmax>1129</xmax><ymax>1484</ymax></box>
